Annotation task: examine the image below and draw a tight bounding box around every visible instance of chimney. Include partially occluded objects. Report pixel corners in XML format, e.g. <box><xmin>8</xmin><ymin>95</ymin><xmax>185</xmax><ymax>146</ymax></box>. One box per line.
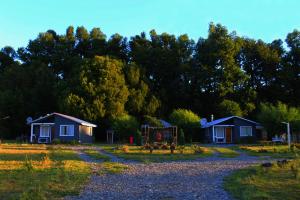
<box><xmin>211</xmin><ymin>114</ymin><xmax>214</xmax><ymax>122</ymax></box>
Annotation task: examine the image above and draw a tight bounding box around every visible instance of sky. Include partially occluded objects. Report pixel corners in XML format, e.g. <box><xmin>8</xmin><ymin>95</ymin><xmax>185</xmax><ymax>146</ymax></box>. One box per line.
<box><xmin>0</xmin><ymin>0</ymin><xmax>300</xmax><ymax>49</ymax></box>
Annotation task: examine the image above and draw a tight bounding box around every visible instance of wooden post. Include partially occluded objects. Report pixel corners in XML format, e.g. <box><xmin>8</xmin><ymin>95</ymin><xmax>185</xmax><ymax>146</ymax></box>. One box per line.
<box><xmin>30</xmin><ymin>123</ymin><xmax>34</xmax><ymax>143</ymax></box>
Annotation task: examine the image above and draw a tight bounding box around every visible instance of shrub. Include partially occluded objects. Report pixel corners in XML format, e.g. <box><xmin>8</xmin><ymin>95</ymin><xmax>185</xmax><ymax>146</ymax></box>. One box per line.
<box><xmin>169</xmin><ymin>109</ymin><xmax>200</xmax><ymax>142</ymax></box>
<box><xmin>52</xmin><ymin>138</ymin><xmax>61</xmax><ymax>144</ymax></box>
<box><xmin>178</xmin><ymin>145</ymin><xmax>185</xmax><ymax>154</ymax></box>
<box><xmin>111</xmin><ymin>114</ymin><xmax>139</xmax><ymax>141</ymax></box>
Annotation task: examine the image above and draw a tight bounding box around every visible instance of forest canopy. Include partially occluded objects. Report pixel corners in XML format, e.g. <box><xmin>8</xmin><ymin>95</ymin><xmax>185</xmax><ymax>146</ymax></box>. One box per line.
<box><xmin>1</xmin><ymin>23</ymin><xmax>300</xmax><ymax>139</ymax></box>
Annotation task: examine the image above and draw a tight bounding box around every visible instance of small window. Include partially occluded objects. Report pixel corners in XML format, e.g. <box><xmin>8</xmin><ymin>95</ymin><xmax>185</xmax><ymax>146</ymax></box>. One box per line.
<box><xmin>240</xmin><ymin>126</ymin><xmax>252</xmax><ymax>137</ymax></box>
<box><xmin>40</xmin><ymin>125</ymin><xmax>50</xmax><ymax>137</ymax></box>
<box><xmin>215</xmin><ymin>127</ymin><xmax>225</xmax><ymax>138</ymax></box>
<box><xmin>60</xmin><ymin>125</ymin><xmax>74</xmax><ymax>136</ymax></box>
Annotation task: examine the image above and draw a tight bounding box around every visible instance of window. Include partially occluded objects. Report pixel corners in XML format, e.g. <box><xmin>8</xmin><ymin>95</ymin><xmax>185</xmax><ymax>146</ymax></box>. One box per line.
<box><xmin>60</xmin><ymin>125</ymin><xmax>74</xmax><ymax>136</ymax></box>
<box><xmin>240</xmin><ymin>126</ymin><xmax>252</xmax><ymax>137</ymax></box>
<box><xmin>40</xmin><ymin>125</ymin><xmax>50</xmax><ymax>137</ymax></box>
<box><xmin>87</xmin><ymin>127</ymin><xmax>93</xmax><ymax>136</ymax></box>
<box><xmin>215</xmin><ymin>127</ymin><xmax>225</xmax><ymax>138</ymax></box>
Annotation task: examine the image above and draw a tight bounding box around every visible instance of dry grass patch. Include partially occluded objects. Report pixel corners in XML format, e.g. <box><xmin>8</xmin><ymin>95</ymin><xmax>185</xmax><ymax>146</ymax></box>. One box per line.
<box><xmin>0</xmin><ymin>144</ymin><xmax>91</xmax><ymax>200</ymax></box>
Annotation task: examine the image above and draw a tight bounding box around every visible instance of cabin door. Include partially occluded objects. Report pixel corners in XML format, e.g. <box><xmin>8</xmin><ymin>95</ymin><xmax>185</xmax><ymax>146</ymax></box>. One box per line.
<box><xmin>225</xmin><ymin>127</ymin><xmax>232</xmax><ymax>143</ymax></box>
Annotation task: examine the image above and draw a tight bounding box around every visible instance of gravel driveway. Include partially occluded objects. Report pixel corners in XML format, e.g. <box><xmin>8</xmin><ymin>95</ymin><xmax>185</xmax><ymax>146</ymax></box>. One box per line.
<box><xmin>66</xmin><ymin>148</ymin><xmax>270</xmax><ymax>200</ymax></box>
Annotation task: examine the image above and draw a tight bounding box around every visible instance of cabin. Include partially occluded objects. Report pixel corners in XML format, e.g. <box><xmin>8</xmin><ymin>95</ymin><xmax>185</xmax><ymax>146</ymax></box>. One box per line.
<box><xmin>29</xmin><ymin>112</ymin><xmax>97</xmax><ymax>144</ymax></box>
<box><xmin>201</xmin><ymin>116</ymin><xmax>262</xmax><ymax>143</ymax></box>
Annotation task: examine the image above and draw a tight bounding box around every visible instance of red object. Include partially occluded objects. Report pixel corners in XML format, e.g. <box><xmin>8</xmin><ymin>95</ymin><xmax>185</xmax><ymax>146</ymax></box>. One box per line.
<box><xmin>129</xmin><ymin>136</ymin><xmax>134</xmax><ymax>144</ymax></box>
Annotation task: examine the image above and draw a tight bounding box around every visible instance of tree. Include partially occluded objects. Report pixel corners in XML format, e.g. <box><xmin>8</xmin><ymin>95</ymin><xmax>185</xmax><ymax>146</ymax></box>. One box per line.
<box><xmin>218</xmin><ymin>99</ymin><xmax>243</xmax><ymax>117</ymax></box>
<box><xmin>111</xmin><ymin>114</ymin><xmax>139</xmax><ymax>141</ymax></box>
<box><xmin>169</xmin><ymin>109</ymin><xmax>200</xmax><ymax>142</ymax></box>
<box><xmin>124</xmin><ymin>63</ymin><xmax>160</xmax><ymax>116</ymax></box>
<box><xmin>257</xmin><ymin>102</ymin><xmax>300</xmax><ymax>137</ymax></box>
<box><xmin>63</xmin><ymin>56</ymin><xmax>129</xmax><ymax>122</ymax></box>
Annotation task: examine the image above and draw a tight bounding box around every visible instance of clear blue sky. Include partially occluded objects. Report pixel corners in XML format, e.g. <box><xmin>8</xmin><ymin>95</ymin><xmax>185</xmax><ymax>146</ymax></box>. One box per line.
<box><xmin>0</xmin><ymin>0</ymin><xmax>299</xmax><ymax>49</ymax></box>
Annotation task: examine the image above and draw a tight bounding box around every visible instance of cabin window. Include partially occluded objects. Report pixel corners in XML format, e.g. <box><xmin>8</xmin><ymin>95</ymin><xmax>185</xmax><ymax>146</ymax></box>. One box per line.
<box><xmin>215</xmin><ymin>127</ymin><xmax>225</xmax><ymax>138</ymax></box>
<box><xmin>40</xmin><ymin>125</ymin><xmax>50</xmax><ymax>137</ymax></box>
<box><xmin>240</xmin><ymin>126</ymin><xmax>252</xmax><ymax>137</ymax></box>
<box><xmin>60</xmin><ymin>125</ymin><xmax>74</xmax><ymax>136</ymax></box>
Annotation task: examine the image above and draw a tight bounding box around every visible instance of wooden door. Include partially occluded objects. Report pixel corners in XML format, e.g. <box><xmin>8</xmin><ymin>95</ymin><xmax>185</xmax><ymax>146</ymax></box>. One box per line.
<box><xmin>225</xmin><ymin>128</ymin><xmax>232</xmax><ymax>143</ymax></box>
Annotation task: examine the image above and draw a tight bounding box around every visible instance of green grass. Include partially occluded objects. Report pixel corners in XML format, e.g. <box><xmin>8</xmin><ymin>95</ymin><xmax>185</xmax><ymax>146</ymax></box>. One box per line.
<box><xmin>0</xmin><ymin>144</ymin><xmax>91</xmax><ymax>200</ymax></box>
<box><xmin>101</xmin><ymin>145</ymin><xmax>214</xmax><ymax>163</ymax></box>
<box><xmin>237</xmin><ymin>145</ymin><xmax>300</xmax><ymax>159</ymax></box>
<box><xmin>211</xmin><ymin>147</ymin><xmax>240</xmax><ymax>158</ymax></box>
<box><xmin>82</xmin><ymin>149</ymin><xmax>111</xmax><ymax>161</ymax></box>
<box><xmin>97</xmin><ymin>162</ymin><xmax>129</xmax><ymax>174</ymax></box>
<box><xmin>224</xmin><ymin>159</ymin><xmax>300</xmax><ymax>200</ymax></box>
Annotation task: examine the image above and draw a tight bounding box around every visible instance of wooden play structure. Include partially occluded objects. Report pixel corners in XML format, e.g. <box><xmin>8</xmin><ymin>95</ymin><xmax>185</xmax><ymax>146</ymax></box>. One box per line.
<box><xmin>141</xmin><ymin>125</ymin><xmax>177</xmax><ymax>145</ymax></box>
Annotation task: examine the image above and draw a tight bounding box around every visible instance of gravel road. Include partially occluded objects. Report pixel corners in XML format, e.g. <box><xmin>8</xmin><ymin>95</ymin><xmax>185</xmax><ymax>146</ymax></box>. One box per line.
<box><xmin>66</xmin><ymin>148</ymin><xmax>270</xmax><ymax>200</ymax></box>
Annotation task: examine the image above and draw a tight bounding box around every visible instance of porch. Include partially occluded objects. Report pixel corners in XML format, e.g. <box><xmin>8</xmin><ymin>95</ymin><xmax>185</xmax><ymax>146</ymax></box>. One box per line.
<box><xmin>212</xmin><ymin>125</ymin><xmax>233</xmax><ymax>143</ymax></box>
<box><xmin>30</xmin><ymin>123</ymin><xmax>55</xmax><ymax>143</ymax></box>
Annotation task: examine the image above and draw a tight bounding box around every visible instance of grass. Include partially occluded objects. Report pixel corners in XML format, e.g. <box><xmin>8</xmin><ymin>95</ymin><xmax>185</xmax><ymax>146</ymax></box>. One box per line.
<box><xmin>82</xmin><ymin>149</ymin><xmax>111</xmax><ymax>161</ymax></box>
<box><xmin>0</xmin><ymin>143</ymin><xmax>91</xmax><ymax>200</ymax></box>
<box><xmin>97</xmin><ymin>162</ymin><xmax>129</xmax><ymax>175</ymax></box>
<box><xmin>211</xmin><ymin>147</ymin><xmax>240</xmax><ymax>158</ymax></box>
<box><xmin>224</xmin><ymin>158</ymin><xmax>300</xmax><ymax>200</ymax></box>
<box><xmin>101</xmin><ymin>145</ymin><xmax>214</xmax><ymax>163</ymax></box>
<box><xmin>237</xmin><ymin>145</ymin><xmax>300</xmax><ymax>158</ymax></box>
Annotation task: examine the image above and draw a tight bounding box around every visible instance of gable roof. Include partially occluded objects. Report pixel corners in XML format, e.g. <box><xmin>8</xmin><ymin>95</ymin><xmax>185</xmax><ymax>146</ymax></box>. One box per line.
<box><xmin>201</xmin><ymin>116</ymin><xmax>258</xmax><ymax>128</ymax></box>
<box><xmin>30</xmin><ymin>112</ymin><xmax>97</xmax><ymax>127</ymax></box>
<box><xmin>159</xmin><ymin>119</ymin><xmax>172</xmax><ymax>128</ymax></box>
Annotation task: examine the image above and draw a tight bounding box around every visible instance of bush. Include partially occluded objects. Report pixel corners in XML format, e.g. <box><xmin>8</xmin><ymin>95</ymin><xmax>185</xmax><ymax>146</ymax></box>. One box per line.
<box><xmin>111</xmin><ymin>114</ymin><xmax>139</xmax><ymax>141</ymax></box>
<box><xmin>52</xmin><ymin>138</ymin><xmax>61</xmax><ymax>144</ymax></box>
<box><xmin>169</xmin><ymin>109</ymin><xmax>200</xmax><ymax>142</ymax></box>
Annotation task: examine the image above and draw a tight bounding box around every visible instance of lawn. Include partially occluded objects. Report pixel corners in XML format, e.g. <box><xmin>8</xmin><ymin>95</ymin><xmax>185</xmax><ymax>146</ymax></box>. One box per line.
<box><xmin>100</xmin><ymin>145</ymin><xmax>214</xmax><ymax>162</ymax></box>
<box><xmin>211</xmin><ymin>147</ymin><xmax>240</xmax><ymax>158</ymax></box>
<box><xmin>236</xmin><ymin>145</ymin><xmax>300</xmax><ymax>158</ymax></box>
<box><xmin>82</xmin><ymin>149</ymin><xmax>111</xmax><ymax>161</ymax></box>
<box><xmin>0</xmin><ymin>143</ymin><xmax>91</xmax><ymax>200</ymax></box>
<box><xmin>224</xmin><ymin>158</ymin><xmax>300</xmax><ymax>200</ymax></box>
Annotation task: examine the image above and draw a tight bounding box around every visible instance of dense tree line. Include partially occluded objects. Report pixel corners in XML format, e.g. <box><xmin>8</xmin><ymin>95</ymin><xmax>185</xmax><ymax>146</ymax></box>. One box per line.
<box><xmin>1</xmin><ymin>23</ymin><xmax>300</xmax><ymax>140</ymax></box>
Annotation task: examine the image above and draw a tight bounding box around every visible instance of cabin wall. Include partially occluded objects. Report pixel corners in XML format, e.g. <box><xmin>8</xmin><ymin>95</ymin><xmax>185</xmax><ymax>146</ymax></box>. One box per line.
<box><xmin>54</xmin><ymin>115</ymin><xmax>79</xmax><ymax>142</ymax></box>
<box><xmin>79</xmin><ymin>125</ymin><xmax>94</xmax><ymax>143</ymax></box>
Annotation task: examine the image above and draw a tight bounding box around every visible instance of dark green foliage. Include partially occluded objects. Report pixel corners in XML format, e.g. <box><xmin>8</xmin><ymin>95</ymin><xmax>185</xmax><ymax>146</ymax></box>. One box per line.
<box><xmin>169</xmin><ymin>109</ymin><xmax>200</xmax><ymax>142</ymax></box>
<box><xmin>135</xmin><ymin>130</ymin><xmax>142</xmax><ymax>146</ymax></box>
<box><xmin>143</xmin><ymin>115</ymin><xmax>163</xmax><ymax>127</ymax></box>
<box><xmin>1</xmin><ymin>23</ymin><xmax>300</xmax><ymax>140</ymax></box>
<box><xmin>111</xmin><ymin>114</ymin><xmax>139</xmax><ymax>141</ymax></box>
<box><xmin>178</xmin><ymin>129</ymin><xmax>185</xmax><ymax>145</ymax></box>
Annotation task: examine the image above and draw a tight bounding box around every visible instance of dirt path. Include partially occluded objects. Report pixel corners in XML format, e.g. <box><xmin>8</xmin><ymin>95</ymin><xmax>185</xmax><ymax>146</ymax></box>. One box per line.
<box><xmin>66</xmin><ymin>148</ymin><xmax>271</xmax><ymax>200</ymax></box>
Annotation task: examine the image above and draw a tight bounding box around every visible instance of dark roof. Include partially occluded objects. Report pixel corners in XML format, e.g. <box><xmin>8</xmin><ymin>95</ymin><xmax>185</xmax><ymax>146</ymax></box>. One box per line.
<box><xmin>201</xmin><ymin>116</ymin><xmax>258</xmax><ymax>128</ymax></box>
<box><xmin>30</xmin><ymin>112</ymin><xmax>97</xmax><ymax>127</ymax></box>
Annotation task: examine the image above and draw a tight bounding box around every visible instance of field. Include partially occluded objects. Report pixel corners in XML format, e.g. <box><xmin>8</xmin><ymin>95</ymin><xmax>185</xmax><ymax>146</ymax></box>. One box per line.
<box><xmin>224</xmin><ymin>158</ymin><xmax>300</xmax><ymax>200</ymax></box>
<box><xmin>236</xmin><ymin>144</ymin><xmax>300</xmax><ymax>158</ymax></box>
<box><xmin>0</xmin><ymin>143</ymin><xmax>91</xmax><ymax>200</ymax></box>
